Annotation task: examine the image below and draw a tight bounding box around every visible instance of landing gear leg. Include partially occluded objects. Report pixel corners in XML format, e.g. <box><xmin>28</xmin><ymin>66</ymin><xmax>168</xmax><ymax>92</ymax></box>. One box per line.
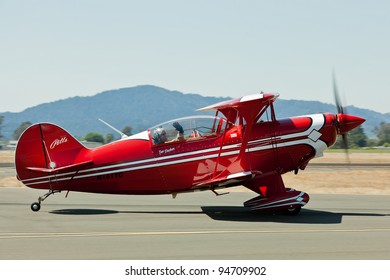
<box><xmin>31</xmin><ymin>190</ymin><xmax>61</xmax><ymax>212</ymax></box>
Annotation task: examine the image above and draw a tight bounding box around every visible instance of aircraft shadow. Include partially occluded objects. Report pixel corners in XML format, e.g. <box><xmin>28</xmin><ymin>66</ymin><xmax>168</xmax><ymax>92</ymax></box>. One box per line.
<box><xmin>201</xmin><ymin>206</ymin><xmax>388</xmax><ymax>224</ymax></box>
<box><xmin>49</xmin><ymin>207</ymin><xmax>388</xmax><ymax>224</ymax></box>
<box><xmin>49</xmin><ymin>208</ymin><xmax>203</xmax><ymax>216</ymax></box>
<box><xmin>50</xmin><ymin>209</ymin><xmax>119</xmax><ymax>215</ymax></box>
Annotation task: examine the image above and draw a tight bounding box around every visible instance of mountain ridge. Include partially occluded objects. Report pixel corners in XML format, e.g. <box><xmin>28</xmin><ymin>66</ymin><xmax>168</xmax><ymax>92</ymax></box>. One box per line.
<box><xmin>1</xmin><ymin>85</ymin><xmax>389</xmax><ymax>139</ymax></box>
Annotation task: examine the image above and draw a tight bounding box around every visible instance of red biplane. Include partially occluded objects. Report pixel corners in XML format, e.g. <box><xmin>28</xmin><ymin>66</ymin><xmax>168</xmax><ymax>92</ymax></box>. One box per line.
<box><xmin>15</xmin><ymin>90</ymin><xmax>364</xmax><ymax>215</ymax></box>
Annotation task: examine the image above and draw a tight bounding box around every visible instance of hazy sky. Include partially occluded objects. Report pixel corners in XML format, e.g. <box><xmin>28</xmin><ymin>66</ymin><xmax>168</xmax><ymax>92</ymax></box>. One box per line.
<box><xmin>1</xmin><ymin>0</ymin><xmax>389</xmax><ymax>113</ymax></box>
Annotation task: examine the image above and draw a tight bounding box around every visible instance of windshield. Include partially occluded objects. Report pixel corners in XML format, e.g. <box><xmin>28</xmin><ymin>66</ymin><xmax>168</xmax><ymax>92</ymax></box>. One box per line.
<box><xmin>149</xmin><ymin>116</ymin><xmax>229</xmax><ymax>145</ymax></box>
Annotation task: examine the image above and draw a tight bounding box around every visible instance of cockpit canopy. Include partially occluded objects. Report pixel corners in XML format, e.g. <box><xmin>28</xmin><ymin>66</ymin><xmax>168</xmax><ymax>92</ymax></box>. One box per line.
<box><xmin>149</xmin><ymin>116</ymin><xmax>230</xmax><ymax>145</ymax></box>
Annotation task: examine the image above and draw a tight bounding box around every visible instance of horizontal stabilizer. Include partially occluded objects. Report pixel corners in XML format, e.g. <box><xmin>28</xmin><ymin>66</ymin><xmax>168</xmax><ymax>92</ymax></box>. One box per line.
<box><xmin>27</xmin><ymin>160</ymin><xmax>93</xmax><ymax>173</ymax></box>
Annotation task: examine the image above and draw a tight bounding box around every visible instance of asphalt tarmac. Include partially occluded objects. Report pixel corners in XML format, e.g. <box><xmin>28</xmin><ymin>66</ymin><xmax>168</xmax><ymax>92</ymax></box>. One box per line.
<box><xmin>1</xmin><ymin>187</ymin><xmax>390</xmax><ymax>260</ymax></box>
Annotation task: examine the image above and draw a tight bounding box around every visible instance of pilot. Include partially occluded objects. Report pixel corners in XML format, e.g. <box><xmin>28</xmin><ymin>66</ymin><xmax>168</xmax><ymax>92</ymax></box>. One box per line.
<box><xmin>153</xmin><ymin>127</ymin><xmax>168</xmax><ymax>144</ymax></box>
<box><xmin>153</xmin><ymin>122</ymin><xmax>185</xmax><ymax>145</ymax></box>
<box><xmin>172</xmin><ymin>122</ymin><xmax>185</xmax><ymax>141</ymax></box>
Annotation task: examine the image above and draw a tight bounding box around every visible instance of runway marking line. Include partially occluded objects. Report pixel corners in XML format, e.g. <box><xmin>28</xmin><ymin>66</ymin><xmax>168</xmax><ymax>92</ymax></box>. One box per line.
<box><xmin>1</xmin><ymin>228</ymin><xmax>390</xmax><ymax>240</ymax></box>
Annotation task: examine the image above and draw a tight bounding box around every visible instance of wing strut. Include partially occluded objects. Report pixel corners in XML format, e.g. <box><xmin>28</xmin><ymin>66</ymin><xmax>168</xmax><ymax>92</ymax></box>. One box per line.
<box><xmin>194</xmin><ymin>93</ymin><xmax>279</xmax><ymax>189</ymax></box>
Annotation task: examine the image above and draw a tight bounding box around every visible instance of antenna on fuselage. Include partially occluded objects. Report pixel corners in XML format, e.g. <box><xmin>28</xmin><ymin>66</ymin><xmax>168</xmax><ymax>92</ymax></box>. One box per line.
<box><xmin>98</xmin><ymin>118</ymin><xmax>128</xmax><ymax>139</ymax></box>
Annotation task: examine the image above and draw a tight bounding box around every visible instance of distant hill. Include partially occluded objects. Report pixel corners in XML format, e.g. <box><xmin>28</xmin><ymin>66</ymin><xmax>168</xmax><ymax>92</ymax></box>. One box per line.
<box><xmin>0</xmin><ymin>86</ymin><xmax>229</xmax><ymax>139</ymax></box>
<box><xmin>1</xmin><ymin>85</ymin><xmax>389</xmax><ymax>139</ymax></box>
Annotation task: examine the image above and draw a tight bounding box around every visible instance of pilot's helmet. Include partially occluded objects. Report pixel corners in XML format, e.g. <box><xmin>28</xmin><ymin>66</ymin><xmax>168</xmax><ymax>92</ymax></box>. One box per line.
<box><xmin>153</xmin><ymin>127</ymin><xmax>166</xmax><ymax>144</ymax></box>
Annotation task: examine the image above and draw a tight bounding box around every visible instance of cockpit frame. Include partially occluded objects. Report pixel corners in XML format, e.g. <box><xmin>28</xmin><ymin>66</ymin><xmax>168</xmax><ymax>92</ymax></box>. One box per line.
<box><xmin>149</xmin><ymin>115</ymin><xmax>231</xmax><ymax>145</ymax></box>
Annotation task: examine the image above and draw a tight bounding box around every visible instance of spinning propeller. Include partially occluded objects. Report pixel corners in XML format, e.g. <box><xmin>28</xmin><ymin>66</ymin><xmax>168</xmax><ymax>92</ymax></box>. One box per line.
<box><xmin>332</xmin><ymin>72</ymin><xmax>365</xmax><ymax>155</ymax></box>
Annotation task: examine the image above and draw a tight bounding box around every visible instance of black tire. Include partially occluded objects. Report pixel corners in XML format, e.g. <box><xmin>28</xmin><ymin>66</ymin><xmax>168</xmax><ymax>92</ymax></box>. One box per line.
<box><xmin>283</xmin><ymin>206</ymin><xmax>301</xmax><ymax>216</ymax></box>
<box><xmin>31</xmin><ymin>202</ymin><xmax>41</xmax><ymax>212</ymax></box>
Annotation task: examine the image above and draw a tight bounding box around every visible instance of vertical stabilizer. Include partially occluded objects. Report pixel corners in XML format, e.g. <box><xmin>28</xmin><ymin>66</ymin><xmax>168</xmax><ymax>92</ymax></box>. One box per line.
<box><xmin>15</xmin><ymin>123</ymin><xmax>91</xmax><ymax>183</ymax></box>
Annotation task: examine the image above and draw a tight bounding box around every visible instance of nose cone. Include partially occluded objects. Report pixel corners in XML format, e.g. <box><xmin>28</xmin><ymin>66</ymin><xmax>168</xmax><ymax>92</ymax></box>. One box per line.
<box><xmin>337</xmin><ymin>114</ymin><xmax>365</xmax><ymax>134</ymax></box>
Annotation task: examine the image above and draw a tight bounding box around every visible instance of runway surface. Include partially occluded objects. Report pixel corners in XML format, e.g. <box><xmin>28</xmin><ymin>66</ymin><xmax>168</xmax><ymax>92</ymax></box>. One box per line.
<box><xmin>1</xmin><ymin>187</ymin><xmax>390</xmax><ymax>260</ymax></box>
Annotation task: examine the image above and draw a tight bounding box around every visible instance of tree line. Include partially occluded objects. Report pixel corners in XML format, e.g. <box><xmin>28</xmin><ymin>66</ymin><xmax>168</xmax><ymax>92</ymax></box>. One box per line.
<box><xmin>82</xmin><ymin>126</ymin><xmax>133</xmax><ymax>144</ymax></box>
<box><xmin>331</xmin><ymin>123</ymin><xmax>390</xmax><ymax>149</ymax></box>
<box><xmin>1</xmin><ymin>115</ymin><xmax>390</xmax><ymax>148</ymax></box>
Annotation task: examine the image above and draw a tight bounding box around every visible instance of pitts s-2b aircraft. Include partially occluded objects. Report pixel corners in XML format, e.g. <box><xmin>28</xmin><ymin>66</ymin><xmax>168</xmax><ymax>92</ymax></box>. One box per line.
<box><xmin>15</xmin><ymin>90</ymin><xmax>365</xmax><ymax>215</ymax></box>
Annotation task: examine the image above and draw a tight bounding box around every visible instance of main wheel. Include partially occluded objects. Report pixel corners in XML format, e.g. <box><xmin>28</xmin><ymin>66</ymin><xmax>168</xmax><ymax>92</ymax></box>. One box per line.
<box><xmin>283</xmin><ymin>206</ymin><xmax>301</xmax><ymax>216</ymax></box>
<box><xmin>31</xmin><ymin>202</ymin><xmax>41</xmax><ymax>212</ymax></box>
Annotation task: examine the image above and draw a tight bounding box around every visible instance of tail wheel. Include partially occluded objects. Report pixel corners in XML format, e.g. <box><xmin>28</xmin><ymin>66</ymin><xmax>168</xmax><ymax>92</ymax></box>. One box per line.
<box><xmin>31</xmin><ymin>202</ymin><xmax>41</xmax><ymax>212</ymax></box>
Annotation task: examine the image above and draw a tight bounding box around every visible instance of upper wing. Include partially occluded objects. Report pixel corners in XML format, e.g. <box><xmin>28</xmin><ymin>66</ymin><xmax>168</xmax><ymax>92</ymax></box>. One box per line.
<box><xmin>197</xmin><ymin>92</ymin><xmax>279</xmax><ymax>124</ymax></box>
